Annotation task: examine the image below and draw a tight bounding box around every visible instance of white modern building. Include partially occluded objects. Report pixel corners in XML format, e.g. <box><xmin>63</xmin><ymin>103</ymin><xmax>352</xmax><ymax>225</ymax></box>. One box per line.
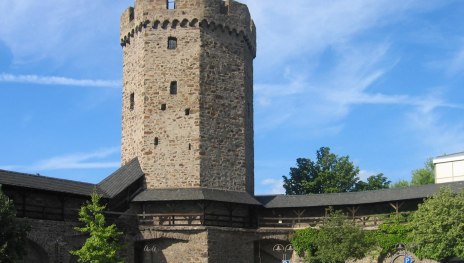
<box><xmin>433</xmin><ymin>152</ymin><xmax>464</xmax><ymax>183</ymax></box>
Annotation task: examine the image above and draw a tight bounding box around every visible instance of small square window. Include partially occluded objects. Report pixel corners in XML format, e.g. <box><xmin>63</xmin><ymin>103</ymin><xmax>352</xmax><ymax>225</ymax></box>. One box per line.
<box><xmin>154</xmin><ymin>137</ymin><xmax>159</xmax><ymax>145</ymax></box>
<box><xmin>160</xmin><ymin>104</ymin><xmax>166</xmax><ymax>111</ymax></box>
<box><xmin>168</xmin><ymin>37</ymin><xmax>177</xmax><ymax>50</ymax></box>
<box><xmin>130</xmin><ymin>93</ymin><xmax>135</xmax><ymax>110</ymax></box>
<box><xmin>170</xmin><ymin>81</ymin><xmax>177</xmax><ymax>95</ymax></box>
<box><xmin>185</xmin><ymin>108</ymin><xmax>190</xmax><ymax>115</ymax></box>
<box><xmin>167</xmin><ymin>0</ymin><xmax>176</xmax><ymax>10</ymax></box>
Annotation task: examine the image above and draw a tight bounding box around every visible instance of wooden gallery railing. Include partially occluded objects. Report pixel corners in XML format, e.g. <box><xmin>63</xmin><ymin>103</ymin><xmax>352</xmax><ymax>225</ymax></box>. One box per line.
<box><xmin>258</xmin><ymin>212</ymin><xmax>411</xmax><ymax>229</ymax></box>
<box><xmin>137</xmin><ymin>212</ymin><xmax>252</xmax><ymax>228</ymax></box>
<box><xmin>16</xmin><ymin>203</ymin><xmax>65</xmax><ymax>221</ymax></box>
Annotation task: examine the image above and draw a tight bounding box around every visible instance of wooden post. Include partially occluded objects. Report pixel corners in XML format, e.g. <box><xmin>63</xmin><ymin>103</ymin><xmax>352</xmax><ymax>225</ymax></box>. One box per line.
<box><xmin>60</xmin><ymin>196</ymin><xmax>65</xmax><ymax>221</ymax></box>
<box><xmin>226</xmin><ymin>203</ymin><xmax>234</xmax><ymax>227</ymax></box>
<box><xmin>346</xmin><ymin>206</ymin><xmax>359</xmax><ymax>224</ymax></box>
<box><xmin>21</xmin><ymin>191</ymin><xmax>26</xmax><ymax>218</ymax></box>
<box><xmin>389</xmin><ymin>201</ymin><xmax>404</xmax><ymax>219</ymax></box>
<box><xmin>293</xmin><ymin>209</ymin><xmax>305</xmax><ymax>227</ymax></box>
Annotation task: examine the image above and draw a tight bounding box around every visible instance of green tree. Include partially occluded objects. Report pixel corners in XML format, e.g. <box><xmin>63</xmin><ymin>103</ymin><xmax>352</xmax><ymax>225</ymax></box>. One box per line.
<box><xmin>292</xmin><ymin>209</ymin><xmax>372</xmax><ymax>263</ymax></box>
<box><xmin>355</xmin><ymin>173</ymin><xmax>391</xmax><ymax>191</ymax></box>
<box><xmin>71</xmin><ymin>191</ymin><xmax>123</xmax><ymax>263</ymax></box>
<box><xmin>411</xmin><ymin>158</ymin><xmax>434</xmax><ymax>186</ymax></box>
<box><xmin>283</xmin><ymin>147</ymin><xmax>360</xmax><ymax>194</ymax></box>
<box><xmin>409</xmin><ymin>187</ymin><xmax>464</xmax><ymax>261</ymax></box>
<box><xmin>367</xmin><ymin>215</ymin><xmax>412</xmax><ymax>257</ymax></box>
<box><xmin>0</xmin><ymin>186</ymin><xmax>30</xmax><ymax>263</ymax></box>
<box><xmin>390</xmin><ymin>179</ymin><xmax>410</xmax><ymax>188</ymax></box>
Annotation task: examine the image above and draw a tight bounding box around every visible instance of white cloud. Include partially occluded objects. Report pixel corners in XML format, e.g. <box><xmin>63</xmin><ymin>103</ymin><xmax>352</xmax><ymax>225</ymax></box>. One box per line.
<box><xmin>241</xmin><ymin>0</ymin><xmax>446</xmax><ymax>71</ymax></box>
<box><xmin>0</xmin><ymin>73</ymin><xmax>120</xmax><ymax>88</ymax></box>
<box><xmin>425</xmin><ymin>42</ymin><xmax>464</xmax><ymax>77</ymax></box>
<box><xmin>0</xmin><ymin>147</ymin><xmax>120</xmax><ymax>172</ymax></box>
<box><xmin>358</xmin><ymin>170</ymin><xmax>381</xmax><ymax>181</ymax></box>
<box><xmin>0</xmin><ymin>0</ymin><xmax>129</xmax><ymax>64</ymax></box>
<box><xmin>261</xmin><ymin>178</ymin><xmax>285</xmax><ymax>195</ymax></box>
<box><xmin>449</xmin><ymin>45</ymin><xmax>464</xmax><ymax>75</ymax></box>
<box><xmin>405</xmin><ymin>109</ymin><xmax>464</xmax><ymax>154</ymax></box>
<box><xmin>254</xmin><ymin>43</ymin><xmax>464</xmax><ymax>134</ymax></box>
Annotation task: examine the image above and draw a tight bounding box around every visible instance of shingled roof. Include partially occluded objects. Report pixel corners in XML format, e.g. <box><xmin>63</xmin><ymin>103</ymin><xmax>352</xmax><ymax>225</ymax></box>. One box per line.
<box><xmin>255</xmin><ymin>181</ymin><xmax>464</xmax><ymax>208</ymax></box>
<box><xmin>97</xmin><ymin>158</ymin><xmax>144</xmax><ymax>198</ymax></box>
<box><xmin>0</xmin><ymin>169</ymin><xmax>99</xmax><ymax>196</ymax></box>
<box><xmin>133</xmin><ymin>188</ymin><xmax>261</xmax><ymax>205</ymax></box>
<box><xmin>0</xmin><ymin>158</ymin><xmax>144</xmax><ymax>199</ymax></box>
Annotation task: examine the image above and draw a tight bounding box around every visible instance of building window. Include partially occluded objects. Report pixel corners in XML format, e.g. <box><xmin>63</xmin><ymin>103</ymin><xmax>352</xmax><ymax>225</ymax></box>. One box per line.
<box><xmin>220</xmin><ymin>2</ymin><xmax>228</xmax><ymax>15</ymax></box>
<box><xmin>185</xmin><ymin>108</ymin><xmax>190</xmax><ymax>116</ymax></box>
<box><xmin>188</xmin><ymin>143</ymin><xmax>192</xmax><ymax>150</ymax></box>
<box><xmin>160</xmin><ymin>104</ymin><xmax>166</xmax><ymax>111</ymax></box>
<box><xmin>154</xmin><ymin>137</ymin><xmax>159</xmax><ymax>146</ymax></box>
<box><xmin>168</xmin><ymin>37</ymin><xmax>177</xmax><ymax>50</ymax></box>
<box><xmin>167</xmin><ymin>0</ymin><xmax>176</xmax><ymax>10</ymax></box>
<box><xmin>130</xmin><ymin>92</ymin><xmax>135</xmax><ymax>110</ymax></box>
<box><xmin>170</xmin><ymin>81</ymin><xmax>177</xmax><ymax>95</ymax></box>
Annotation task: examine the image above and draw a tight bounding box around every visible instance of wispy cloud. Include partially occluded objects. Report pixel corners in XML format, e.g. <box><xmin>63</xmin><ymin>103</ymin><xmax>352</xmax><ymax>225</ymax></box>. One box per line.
<box><xmin>0</xmin><ymin>0</ymin><xmax>129</xmax><ymax>65</ymax></box>
<box><xmin>0</xmin><ymin>147</ymin><xmax>120</xmax><ymax>172</ymax></box>
<box><xmin>260</xmin><ymin>178</ymin><xmax>285</xmax><ymax>195</ymax></box>
<box><xmin>242</xmin><ymin>0</ymin><xmax>447</xmax><ymax>72</ymax></box>
<box><xmin>358</xmin><ymin>170</ymin><xmax>382</xmax><ymax>181</ymax></box>
<box><xmin>426</xmin><ymin>42</ymin><xmax>464</xmax><ymax>77</ymax></box>
<box><xmin>449</xmin><ymin>45</ymin><xmax>464</xmax><ymax>76</ymax></box>
<box><xmin>0</xmin><ymin>73</ymin><xmax>120</xmax><ymax>88</ymax></box>
<box><xmin>405</xmin><ymin>109</ymin><xmax>464</xmax><ymax>154</ymax></box>
<box><xmin>254</xmin><ymin>43</ymin><xmax>463</xmax><ymax>134</ymax></box>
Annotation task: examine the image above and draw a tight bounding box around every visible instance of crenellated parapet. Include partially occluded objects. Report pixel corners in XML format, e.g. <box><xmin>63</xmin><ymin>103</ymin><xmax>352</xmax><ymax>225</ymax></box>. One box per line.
<box><xmin>120</xmin><ymin>0</ymin><xmax>256</xmax><ymax>57</ymax></box>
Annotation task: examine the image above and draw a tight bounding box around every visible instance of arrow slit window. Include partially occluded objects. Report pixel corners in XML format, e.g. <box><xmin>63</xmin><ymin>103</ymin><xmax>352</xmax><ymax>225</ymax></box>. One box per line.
<box><xmin>130</xmin><ymin>92</ymin><xmax>135</xmax><ymax>110</ymax></box>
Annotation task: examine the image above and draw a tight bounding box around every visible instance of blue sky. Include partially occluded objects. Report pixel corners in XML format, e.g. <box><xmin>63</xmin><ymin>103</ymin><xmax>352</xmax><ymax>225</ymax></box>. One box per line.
<box><xmin>1</xmin><ymin>0</ymin><xmax>463</xmax><ymax>194</ymax></box>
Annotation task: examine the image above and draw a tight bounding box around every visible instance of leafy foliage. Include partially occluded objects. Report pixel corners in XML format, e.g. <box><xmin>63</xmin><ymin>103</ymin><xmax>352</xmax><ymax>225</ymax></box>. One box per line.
<box><xmin>0</xmin><ymin>186</ymin><xmax>30</xmax><ymax>263</ymax></box>
<box><xmin>292</xmin><ymin>209</ymin><xmax>372</xmax><ymax>263</ymax></box>
<box><xmin>391</xmin><ymin>158</ymin><xmax>434</xmax><ymax>188</ymax></box>
<box><xmin>411</xmin><ymin>158</ymin><xmax>434</xmax><ymax>186</ymax></box>
<box><xmin>71</xmin><ymin>191</ymin><xmax>123</xmax><ymax>263</ymax></box>
<box><xmin>409</xmin><ymin>187</ymin><xmax>464</xmax><ymax>261</ymax></box>
<box><xmin>390</xmin><ymin>179</ymin><xmax>410</xmax><ymax>188</ymax></box>
<box><xmin>283</xmin><ymin>147</ymin><xmax>361</xmax><ymax>194</ymax></box>
<box><xmin>367</xmin><ymin>215</ymin><xmax>412</xmax><ymax>257</ymax></box>
<box><xmin>291</xmin><ymin>227</ymin><xmax>318</xmax><ymax>257</ymax></box>
<box><xmin>283</xmin><ymin>147</ymin><xmax>390</xmax><ymax>194</ymax></box>
<box><xmin>355</xmin><ymin>173</ymin><xmax>391</xmax><ymax>191</ymax></box>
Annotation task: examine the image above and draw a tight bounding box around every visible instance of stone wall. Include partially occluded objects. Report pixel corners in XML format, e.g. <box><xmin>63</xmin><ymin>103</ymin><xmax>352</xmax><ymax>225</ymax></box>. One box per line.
<box><xmin>120</xmin><ymin>0</ymin><xmax>255</xmax><ymax>193</ymax></box>
<box><xmin>134</xmin><ymin>226</ymin><xmax>256</xmax><ymax>263</ymax></box>
<box><xmin>20</xmin><ymin>218</ymin><xmax>84</xmax><ymax>263</ymax></box>
<box><xmin>208</xmin><ymin>227</ymin><xmax>256</xmax><ymax>263</ymax></box>
<box><xmin>135</xmin><ymin>227</ymin><xmax>209</xmax><ymax>263</ymax></box>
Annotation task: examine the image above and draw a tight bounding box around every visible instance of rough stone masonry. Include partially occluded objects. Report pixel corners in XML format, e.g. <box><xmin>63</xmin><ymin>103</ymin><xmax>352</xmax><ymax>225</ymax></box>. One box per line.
<box><xmin>120</xmin><ymin>0</ymin><xmax>256</xmax><ymax>193</ymax></box>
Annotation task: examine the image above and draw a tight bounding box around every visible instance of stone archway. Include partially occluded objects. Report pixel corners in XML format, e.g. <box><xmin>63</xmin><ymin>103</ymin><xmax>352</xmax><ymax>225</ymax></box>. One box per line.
<box><xmin>19</xmin><ymin>239</ymin><xmax>49</xmax><ymax>263</ymax></box>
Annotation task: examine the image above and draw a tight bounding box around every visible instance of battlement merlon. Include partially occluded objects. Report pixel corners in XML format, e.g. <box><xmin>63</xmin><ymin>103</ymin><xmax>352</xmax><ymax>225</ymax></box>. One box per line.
<box><xmin>120</xmin><ymin>0</ymin><xmax>256</xmax><ymax>54</ymax></box>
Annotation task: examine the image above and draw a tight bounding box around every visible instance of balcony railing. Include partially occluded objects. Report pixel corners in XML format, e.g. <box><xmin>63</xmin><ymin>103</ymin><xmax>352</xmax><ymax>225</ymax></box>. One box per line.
<box><xmin>258</xmin><ymin>212</ymin><xmax>411</xmax><ymax>229</ymax></box>
<box><xmin>137</xmin><ymin>212</ymin><xmax>253</xmax><ymax>228</ymax></box>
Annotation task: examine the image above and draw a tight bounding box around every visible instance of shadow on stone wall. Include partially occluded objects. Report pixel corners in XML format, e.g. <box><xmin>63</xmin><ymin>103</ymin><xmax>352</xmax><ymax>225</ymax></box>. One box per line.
<box><xmin>19</xmin><ymin>239</ymin><xmax>49</xmax><ymax>263</ymax></box>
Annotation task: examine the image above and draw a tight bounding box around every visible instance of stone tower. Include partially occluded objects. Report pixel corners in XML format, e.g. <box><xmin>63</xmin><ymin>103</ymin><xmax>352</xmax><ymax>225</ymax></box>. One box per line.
<box><xmin>120</xmin><ymin>0</ymin><xmax>256</xmax><ymax>194</ymax></box>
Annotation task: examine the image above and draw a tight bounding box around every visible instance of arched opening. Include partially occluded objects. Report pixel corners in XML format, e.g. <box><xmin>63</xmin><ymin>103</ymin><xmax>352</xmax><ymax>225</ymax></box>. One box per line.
<box><xmin>19</xmin><ymin>239</ymin><xmax>49</xmax><ymax>263</ymax></box>
<box><xmin>254</xmin><ymin>239</ymin><xmax>294</xmax><ymax>263</ymax></box>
